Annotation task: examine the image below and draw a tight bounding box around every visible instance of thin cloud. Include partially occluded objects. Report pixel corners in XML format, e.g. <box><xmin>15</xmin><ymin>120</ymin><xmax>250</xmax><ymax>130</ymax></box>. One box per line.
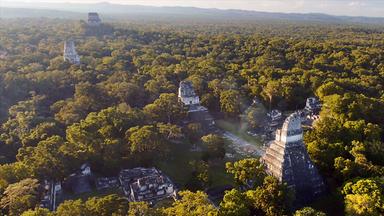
<box><xmin>348</xmin><ymin>1</ymin><xmax>367</xmax><ymax>7</ymax></box>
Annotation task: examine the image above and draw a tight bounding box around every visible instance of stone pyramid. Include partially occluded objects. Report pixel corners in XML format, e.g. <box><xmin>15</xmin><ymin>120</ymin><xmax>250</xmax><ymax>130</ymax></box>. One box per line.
<box><xmin>262</xmin><ymin>112</ymin><xmax>325</xmax><ymax>203</ymax></box>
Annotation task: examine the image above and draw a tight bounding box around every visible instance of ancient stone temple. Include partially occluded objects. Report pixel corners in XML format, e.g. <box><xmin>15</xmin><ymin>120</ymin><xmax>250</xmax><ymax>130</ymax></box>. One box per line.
<box><xmin>262</xmin><ymin>112</ymin><xmax>325</xmax><ymax>203</ymax></box>
<box><xmin>305</xmin><ymin>97</ymin><xmax>322</xmax><ymax>114</ymax></box>
<box><xmin>88</xmin><ymin>12</ymin><xmax>102</xmax><ymax>26</ymax></box>
<box><xmin>178</xmin><ymin>81</ymin><xmax>200</xmax><ymax>106</ymax></box>
<box><xmin>178</xmin><ymin>80</ymin><xmax>215</xmax><ymax>129</ymax></box>
<box><xmin>63</xmin><ymin>39</ymin><xmax>80</xmax><ymax>65</ymax></box>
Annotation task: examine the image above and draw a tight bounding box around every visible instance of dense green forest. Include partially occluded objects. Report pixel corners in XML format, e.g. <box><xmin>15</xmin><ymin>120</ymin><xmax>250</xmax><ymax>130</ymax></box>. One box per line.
<box><xmin>0</xmin><ymin>18</ymin><xmax>384</xmax><ymax>215</ymax></box>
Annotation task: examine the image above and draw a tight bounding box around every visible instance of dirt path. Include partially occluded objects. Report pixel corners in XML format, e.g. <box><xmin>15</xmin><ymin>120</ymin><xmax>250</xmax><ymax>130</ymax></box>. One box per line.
<box><xmin>222</xmin><ymin>131</ymin><xmax>264</xmax><ymax>157</ymax></box>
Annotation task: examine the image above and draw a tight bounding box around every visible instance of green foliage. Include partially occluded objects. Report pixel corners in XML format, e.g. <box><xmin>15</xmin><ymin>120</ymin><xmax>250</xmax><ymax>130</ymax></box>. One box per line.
<box><xmin>294</xmin><ymin>207</ymin><xmax>326</xmax><ymax>216</ymax></box>
<box><xmin>220</xmin><ymin>90</ymin><xmax>242</xmax><ymax>117</ymax></box>
<box><xmin>21</xmin><ymin>122</ymin><xmax>63</xmax><ymax>147</ymax></box>
<box><xmin>156</xmin><ymin>123</ymin><xmax>183</xmax><ymax>140</ymax></box>
<box><xmin>226</xmin><ymin>158</ymin><xmax>266</xmax><ymax>187</ymax></box>
<box><xmin>261</xmin><ymin>80</ymin><xmax>281</xmax><ymax>110</ymax></box>
<box><xmin>245</xmin><ymin>176</ymin><xmax>292</xmax><ymax>216</ymax></box>
<box><xmin>219</xmin><ymin>189</ymin><xmax>250</xmax><ymax>216</ymax></box>
<box><xmin>102</xmin><ymin>72</ymin><xmax>145</xmax><ymax>107</ymax></box>
<box><xmin>126</xmin><ymin>123</ymin><xmax>182</xmax><ymax>165</ymax></box>
<box><xmin>0</xmin><ymin>162</ymin><xmax>30</xmax><ymax>193</ymax></box>
<box><xmin>85</xmin><ymin>194</ymin><xmax>129</xmax><ymax>216</ymax></box>
<box><xmin>201</xmin><ymin>134</ymin><xmax>226</xmax><ymax>160</ymax></box>
<box><xmin>334</xmin><ymin>141</ymin><xmax>384</xmax><ymax>181</ymax></box>
<box><xmin>144</xmin><ymin>93</ymin><xmax>186</xmax><ymax>124</ymax></box>
<box><xmin>21</xmin><ymin>208</ymin><xmax>52</xmax><ymax>216</ymax></box>
<box><xmin>0</xmin><ymin>178</ymin><xmax>40</xmax><ymax>216</ymax></box>
<box><xmin>321</xmin><ymin>93</ymin><xmax>384</xmax><ymax>124</ymax></box>
<box><xmin>162</xmin><ymin>191</ymin><xmax>218</xmax><ymax>216</ymax></box>
<box><xmin>1</xmin><ymin>18</ymin><xmax>384</xmax><ymax>216</ymax></box>
<box><xmin>55</xmin><ymin>199</ymin><xmax>88</xmax><ymax>216</ymax></box>
<box><xmin>1</xmin><ymin>94</ymin><xmax>49</xmax><ymax>152</ymax></box>
<box><xmin>53</xmin><ymin>82</ymin><xmax>112</xmax><ymax>125</ymax></box>
<box><xmin>128</xmin><ymin>202</ymin><xmax>160</xmax><ymax>216</ymax></box>
<box><xmin>244</xmin><ymin>104</ymin><xmax>267</xmax><ymax>129</ymax></box>
<box><xmin>342</xmin><ymin>178</ymin><xmax>384</xmax><ymax>216</ymax></box>
<box><xmin>186</xmin><ymin>123</ymin><xmax>203</xmax><ymax>142</ymax></box>
<box><xmin>65</xmin><ymin>106</ymin><xmax>144</xmax><ymax>172</ymax></box>
<box><xmin>305</xmin><ymin>115</ymin><xmax>384</xmax><ymax>181</ymax></box>
<box><xmin>127</xmin><ymin>125</ymin><xmax>167</xmax><ymax>158</ymax></box>
<box><xmin>54</xmin><ymin>195</ymin><xmax>129</xmax><ymax>216</ymax></box>
<box><xmin>187</xmin><ymin>160</ymin><xmax>210</xmax><ymax>190</ymax></box>
<box><xmin>17</xmin><ymin>136</ymin><xmax>69</xmax><ymax>180</ymax></box>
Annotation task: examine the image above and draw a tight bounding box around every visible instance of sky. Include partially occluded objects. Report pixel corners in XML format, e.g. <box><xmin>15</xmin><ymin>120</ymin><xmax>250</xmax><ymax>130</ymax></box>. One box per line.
<box><xmin>3</xmin><ymin>0</ymin><xmax>384</xmax><ymax>17</ymax></box>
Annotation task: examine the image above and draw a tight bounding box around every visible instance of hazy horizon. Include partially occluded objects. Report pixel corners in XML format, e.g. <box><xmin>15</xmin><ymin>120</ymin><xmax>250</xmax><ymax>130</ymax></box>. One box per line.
<box><xmin>2</xmin><ymin>0</ymin><xmax>384</xmax><ymax>17</ymax></box>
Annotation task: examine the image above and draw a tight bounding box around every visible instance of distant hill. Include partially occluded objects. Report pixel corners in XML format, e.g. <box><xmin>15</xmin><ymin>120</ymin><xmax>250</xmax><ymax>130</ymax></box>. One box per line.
<box><xmin>0</xmin><ymin>7</ymin><xmax>83</xmax><ymax>19</ymax></box>
<box><xmin>1</xmin><ymin>2</ymin><xmax>384</xmax><ymax>24</ymax></box>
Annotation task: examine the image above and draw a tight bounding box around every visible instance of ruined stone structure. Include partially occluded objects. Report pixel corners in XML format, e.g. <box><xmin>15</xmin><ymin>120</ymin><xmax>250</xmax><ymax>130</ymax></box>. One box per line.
<box><xmin>305</xmin><ymin>97</ymin><xmax>322</xmax><ymax>114</ymax></box>
<box><xmin>178</xmin><ymin>80</ymin><xmax>200</xmax><ymax>106</ymax></box>
<box><xmin>119</xmin><ymin>168</ymin><xmax>176</xmax><ymax>203</ymax></box>
<box><xmin>178</xmin><ymin>80</ymin><xmax>215</xmax><ymax>129</ymax></box>
<box><xmin>63</xmin><ymin>39</ymin><xmax>80</xmax><ymax>65</ymax></box>
<box><xmin>267</xmin><ymin>109</ymin><xmax>283</xmax><ymax>127</ymax></box>
<box><xmin>262</xmin><ymin>112</ymin><xmax>325</xmax><ymax>203</ymax></box>
<box><xmin>88</xmin><ymin>12</ymin><xmax>102</xmax><ymax>26</ymax></box>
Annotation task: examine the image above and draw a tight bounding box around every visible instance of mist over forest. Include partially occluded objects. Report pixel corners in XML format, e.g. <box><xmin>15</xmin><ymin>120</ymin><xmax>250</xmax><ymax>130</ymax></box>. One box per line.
<box><xmin>1</xmin><ymin>2</ymin><xmax>384</xmax><ymax>25</ymax></box>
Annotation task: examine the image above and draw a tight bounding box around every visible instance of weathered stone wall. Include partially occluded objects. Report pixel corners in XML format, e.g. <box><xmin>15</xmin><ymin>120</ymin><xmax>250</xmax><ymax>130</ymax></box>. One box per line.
<box><xmin>262</xmin><ymin>112</ymin><xmax>325</xmax><ymax>204</ymax></box>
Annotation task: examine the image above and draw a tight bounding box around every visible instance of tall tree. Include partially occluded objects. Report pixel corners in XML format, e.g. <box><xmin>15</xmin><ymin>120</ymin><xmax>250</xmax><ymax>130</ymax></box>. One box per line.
<box><xmin>201</xmin><ymin>134</ymin><xmax>226</xmax><ymax>160</ymax></box>
<box><xmin>342</xmin><ymin>178</ymin><xmax>384</xmax><ymax>216</ymax></box>
<box><xmin>220</xmin><ymin>89</ymin><xmax>241</xmax><ymax>117</ymax></box>
<box><xmin>55</xmin><ymin>199</ymin><xmax>89</xmax><ymax>216</ymax></box>
<box><xmin>245</xmin><ymin>176</ymin><xmax>292</xmax><ymax>216</ymax></box>
<box><xmin>226</xmin><ymin>158</ymin><xmax>266</xmax><ymax>187</ymax></box>
<box><xmin>0</xmin><ymin>178</ymin><xmax>40</xmax><ymax>216</ymax></box>
<box><xmin>21</xmin><ymin>208</ymin><xmax>51</xmax><ymax>216</ymax></box>
<box><xmin>85</xmin><ymin>194</ymin><xmax>129</xmax><ymax>216</ymax></box>
<box><xmin>219</xmin><ymin>189</ymin><xmax>250</xmax><ymax>216</ymax></box>
<box><xmin>294</xmin><ymin>207</ymin><xmax>326</xmax><ymax>216</ymax></box>
<box><xmin>144</xmin><ymin>93</ymin><xmax>186</xmax><ymax>124</ymax></box>
<box><xmin>163</xmin><ymin>191</ymin><xmax>218</xmax><ymax>216</ymax></box>
<box><xmin>17</xmin><ymin>136</ymin><xmax>68</xmax><ymax>180</ymax></box>
<box><xmin>65</xmin><ymin>107</ymin><xmax>143</xmax><ymax>172</ymax></box>
<box><xmin>262</xmin><ymin>80</ymin><xmax>280</xmax><ymax>111</ymax></box>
